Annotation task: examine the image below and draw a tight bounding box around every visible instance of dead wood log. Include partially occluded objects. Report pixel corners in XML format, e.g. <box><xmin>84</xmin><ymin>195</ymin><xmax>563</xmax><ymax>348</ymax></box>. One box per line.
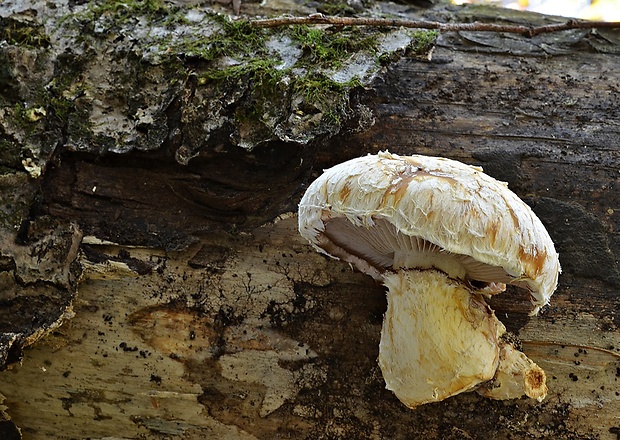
<box><xmin>0</xmin><ymin>1</ymin><xmax>619</xmax><ymax>439</ymax></box>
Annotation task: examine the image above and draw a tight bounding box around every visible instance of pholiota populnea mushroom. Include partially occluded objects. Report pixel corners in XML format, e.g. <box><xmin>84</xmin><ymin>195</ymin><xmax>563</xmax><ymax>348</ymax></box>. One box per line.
<box><xmin>298</xmin><ymin>151</ymin><xmax>560</xmax><ymax>408</ymax></box>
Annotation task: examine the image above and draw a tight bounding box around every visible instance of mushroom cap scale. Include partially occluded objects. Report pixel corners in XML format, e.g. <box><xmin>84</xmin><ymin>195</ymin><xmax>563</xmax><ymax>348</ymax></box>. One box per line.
<box><xmin>299</xmin><ymin>151</ymin><xmax>560</xmax><ymax>313</ymax></box>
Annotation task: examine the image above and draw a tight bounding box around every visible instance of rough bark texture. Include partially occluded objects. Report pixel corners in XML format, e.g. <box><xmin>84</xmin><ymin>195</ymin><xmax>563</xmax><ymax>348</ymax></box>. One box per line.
<box><xmin>0</xmin><ymin>1</ymin><xmax>619</xmax><ymax>439</ymax></box>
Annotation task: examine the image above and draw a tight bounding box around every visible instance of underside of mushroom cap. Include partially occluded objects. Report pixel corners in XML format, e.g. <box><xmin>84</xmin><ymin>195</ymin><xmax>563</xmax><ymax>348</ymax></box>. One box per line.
<box><xmin>298</xmin><ymin>151</ymin><xmax>561</xmax><ymax>313</ymax></box>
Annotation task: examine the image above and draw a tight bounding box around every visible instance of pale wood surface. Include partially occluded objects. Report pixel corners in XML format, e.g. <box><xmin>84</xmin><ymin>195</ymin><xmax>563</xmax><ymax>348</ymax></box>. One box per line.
<box><xmin>1</xmin><ymin>215</ymin><xmax>619</xmax><ymax>439</ymax></box>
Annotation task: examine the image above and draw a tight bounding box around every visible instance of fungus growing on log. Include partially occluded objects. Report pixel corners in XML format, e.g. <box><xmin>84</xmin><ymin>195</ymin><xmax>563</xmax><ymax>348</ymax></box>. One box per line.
<box><xmin>298</xmin><ymin>151</ymin><xmax>560</xmax><ymax>408</ymax></box>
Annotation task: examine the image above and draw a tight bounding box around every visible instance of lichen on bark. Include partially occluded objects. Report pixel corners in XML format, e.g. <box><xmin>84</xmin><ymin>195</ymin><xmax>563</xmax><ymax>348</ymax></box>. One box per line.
<box><xmin>2</xmin><ymin>1</ymin><xmax>437</xmax><ymax>170</ymax></box>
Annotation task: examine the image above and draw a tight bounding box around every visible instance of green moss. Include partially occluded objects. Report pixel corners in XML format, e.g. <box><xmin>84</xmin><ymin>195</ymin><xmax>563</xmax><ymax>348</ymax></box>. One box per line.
<box><xmin>377</xmin><ymin>29</ymin><xmax>438</xmax><ymax>64</ymax></box>
<box><xmin>11</xmin><ymin>103</ymin><xmax>28</xmax><ymax>124</ymax></box>
<box><xmin>173</xmin><ymin>16</ymin><xmax>267</xmax><ymax>62</ymax></box>
<box><xmin>187</xmin><ymin>21</ymin><xmax>415</xmax><ymax>143</ymax></box>
<box><xmin>200</xmin><ymin>58</ymin><xmax>285</xmax><ymax>127</ymax></box>
<box><xmin>64</xmin><ymin>0</ymin><xmax>177</xmax><ymax>38</ymax></box>
<box><xmin>289</xmin><ymin>25</ymin><xmax>377</xmax><ymax>68</ymax></box>
<box><xmin>209</xmin><ymin>18</ymin><xmax>267</xmax><ymax>59</ymax></box>
<box><xmin>408</xmin><ymin>29</ymin><xmax>439</xmax><ymax>56</ymax></box>
<box><xmin>40</xmin><ymin>3</ymin><xmax>437</xmax><ymax>152</ymax></box>
<box><xmin>170</xmin><ymin>17</ymin><xmax>376</xmax><ymax>133</ymax></box>
<box><xmin>9</xmin><ymin>103</ymin><xmax>46</xmax><ymax>139</ymax></box>
<box><xmin>0</xmin><ymin>17</ymin><xmax>50</xmax><ymax>48</ymax></box>
<box><xmin>162</xmin><ymin>9</ymin><xmax>192</xmax><ymax>28</ymax></box>
<box><xmin>294</xmin><ymin>73</ymin><xmax>361</xmax><ymax>106</ymax></box>
<box><xmin>294</xmin><ymin>73</ymin><xmax>363</xmax><ymax>128</ymax></box>
<box><xmin>201</xmin><ymin>59</ymin><xmax>281</xmax><ymax>84</ymax></box>
<box><xmin>47</xmin><ymin>95</ymin><xmax>77</xmax><ymax>126</ymax></box>
<box><xmin>88</xmin><ymin>0</ymin><xmax>167</xmax><ymax>21</ymax></box>
<box><xmin>197</xmin><ymin>44</ymin><xmax>364</xmax><ymax>130</ymax></box>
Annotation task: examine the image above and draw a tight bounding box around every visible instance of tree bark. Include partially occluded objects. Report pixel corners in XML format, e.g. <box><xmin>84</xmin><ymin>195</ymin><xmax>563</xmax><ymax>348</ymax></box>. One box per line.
<box><xmin>0</xmin><ymin>1</ymin><xmax>619</xmax><ymax>439</ymax></box>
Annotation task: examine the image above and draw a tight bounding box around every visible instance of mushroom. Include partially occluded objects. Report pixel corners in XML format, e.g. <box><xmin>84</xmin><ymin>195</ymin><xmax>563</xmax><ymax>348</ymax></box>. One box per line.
<box><xmin>298</xmin><ymin>151</ymin><xmax>560</xmax><ymax>408</ymax></box>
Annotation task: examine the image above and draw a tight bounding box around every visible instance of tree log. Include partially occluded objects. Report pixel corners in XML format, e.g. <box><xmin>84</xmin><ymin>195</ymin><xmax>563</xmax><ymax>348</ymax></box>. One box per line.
<box><xmin>0</xmin><ymin>1</ymin><xmax>619</xmax><ymax>439</ymax></box>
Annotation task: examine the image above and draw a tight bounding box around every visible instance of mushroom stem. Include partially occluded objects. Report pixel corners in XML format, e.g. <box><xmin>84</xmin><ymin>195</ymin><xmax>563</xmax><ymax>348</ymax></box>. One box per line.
<box><xmin>379</xmin><ymin>269</ymin><xmax>503</xmax><ymax>407</ymax></box>
<box><xmin>477</xmin><ymin>343</ymin><xmax>548</xmax><ymax>401</ymax></box>
<box><xmin>378</xmin><ymin>269</ymin><xmax>548</xmax><ymax>407</ymax></box>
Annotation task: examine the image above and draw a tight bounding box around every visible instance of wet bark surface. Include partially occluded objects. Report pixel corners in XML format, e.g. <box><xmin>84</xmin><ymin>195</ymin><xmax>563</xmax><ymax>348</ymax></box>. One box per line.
<box><xmin>0</xmin><ymin>1</ymin><xmax>619</xmax><ymax>439</ymax></box>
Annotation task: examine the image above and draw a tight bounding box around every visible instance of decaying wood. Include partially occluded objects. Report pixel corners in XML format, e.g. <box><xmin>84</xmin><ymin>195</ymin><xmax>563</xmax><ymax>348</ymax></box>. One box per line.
<box><xmin>0</xmin><ymin>1</ymin><xmax>619</xmax><ymax>439</ymax></box>
<box><xmin>1</xmin><ymin>215</ymin><xmax>618</xmax><ymax>439</ymax></box>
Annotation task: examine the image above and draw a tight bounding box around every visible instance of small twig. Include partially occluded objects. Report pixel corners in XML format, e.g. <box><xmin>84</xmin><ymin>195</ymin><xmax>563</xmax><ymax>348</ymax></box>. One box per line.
<box><xmin>251</xmin><ymin>14</ymin><xmax>620</xmax><ymax>37</ymax></box>
<box><xmin>523</xmin><ymin>340</ymin><xmax>620</xmax><ymax>360</ymax></box>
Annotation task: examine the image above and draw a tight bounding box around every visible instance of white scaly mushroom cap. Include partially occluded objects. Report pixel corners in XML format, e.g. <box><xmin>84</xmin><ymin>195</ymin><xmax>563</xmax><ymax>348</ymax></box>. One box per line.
<box><xmin>299</xmin><ymin>151</ymin><xmax>560</xmax><ymax>314</ymax></box>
